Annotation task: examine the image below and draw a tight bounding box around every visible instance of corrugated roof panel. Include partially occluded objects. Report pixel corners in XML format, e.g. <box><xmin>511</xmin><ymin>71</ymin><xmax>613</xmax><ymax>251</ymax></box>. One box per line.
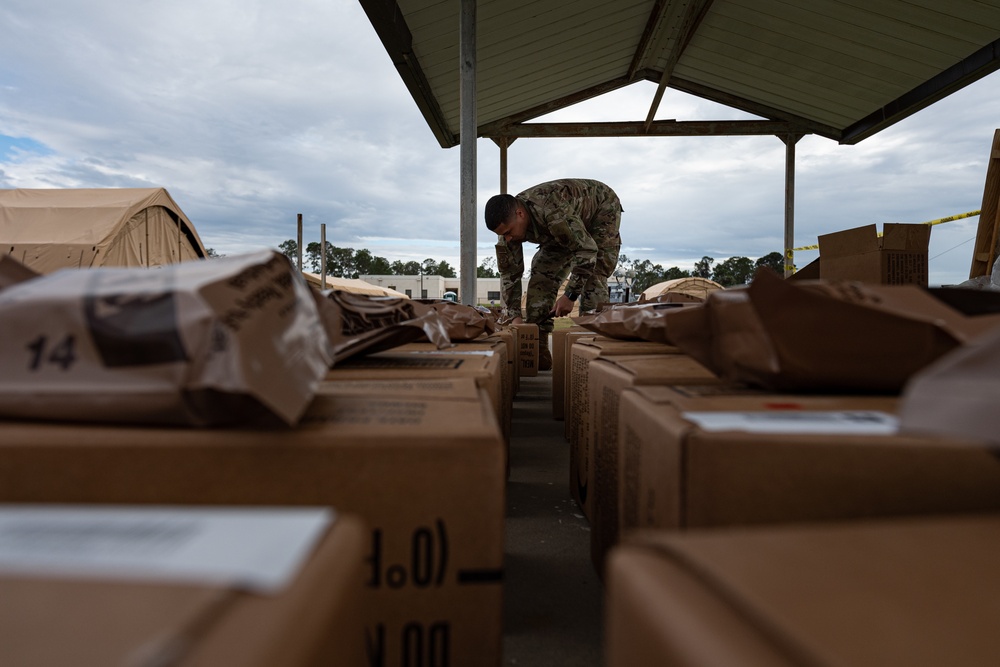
<box><xmin>365</xmin><ymin>0</ymin><xmax>1000</xmax><ymax>147</ymax></box>
<box><xmin>400</xmin><ymin>0</ymin><xmax>650</xmax><ymax>131</ymax></box>
<box><xmin>672</xmin><ymin>0</ymin><xmax>1000</xmax><ymax>127</ymax></box>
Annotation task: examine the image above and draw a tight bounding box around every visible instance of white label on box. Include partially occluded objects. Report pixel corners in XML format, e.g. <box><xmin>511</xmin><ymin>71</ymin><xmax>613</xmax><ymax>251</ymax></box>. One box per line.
<box><xmin>682</xmin><ymin>411</ymin><xmax>900</xmax><ymax>435</ymax></box>
<box><xmin>0</xmin><ymin>506</ymin><xmax>334</xmax><ymax>593</ymax></box>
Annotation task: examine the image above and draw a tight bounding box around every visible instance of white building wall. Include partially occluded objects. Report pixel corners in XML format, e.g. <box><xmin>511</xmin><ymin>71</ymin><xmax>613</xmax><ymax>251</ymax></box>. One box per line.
<box><xmin>359</xmin><ymin>275</ymin><xmax>528</xmax><ymax>305</ymax></box>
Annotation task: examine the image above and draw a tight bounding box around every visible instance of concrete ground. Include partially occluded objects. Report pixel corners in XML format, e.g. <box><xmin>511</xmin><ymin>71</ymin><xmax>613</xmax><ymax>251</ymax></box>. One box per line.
<box><xmin>502</xmin><ymin>371</ymin><xmax>603</xmax><ymax>666</ymax></box>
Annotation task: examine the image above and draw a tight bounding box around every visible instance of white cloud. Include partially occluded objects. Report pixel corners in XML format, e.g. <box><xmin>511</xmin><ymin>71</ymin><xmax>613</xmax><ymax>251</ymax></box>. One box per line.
<box><xmin>0</xmin><ymin>0</ymin><xmax>998</xmax><ymax>286</ymax></box>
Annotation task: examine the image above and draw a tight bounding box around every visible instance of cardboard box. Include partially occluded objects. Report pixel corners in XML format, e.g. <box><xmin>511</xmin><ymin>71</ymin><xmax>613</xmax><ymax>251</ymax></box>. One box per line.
<box><xmin>568</xmin><ymin>338</ymin><xmax>682</xmax><ymax>520</ymax></box>
<box><xmin>551</xmin><ymin>326</ymin><xmax>590</xmax><ymax>420</ymax></box>
<box><xmin>0</xmin><ymin>508</ymin><xmax>369</xmax><ymax>667</ymax></box>
<box><xmin>512</xmin><ymin>323</ymin><xmax>539</xmax><ymax>377</ymax></box>
<box><xmin>818</xmin><ymin>222</ymin><xmax>930</xmax><ymax>285</ymax></box>
<box><xmin>327</xmin><ymin>349</ymin><xmax>505</xmax><ymax>438</ymax></box>
<box><xmin>0</xmin><ymin>378</ymin><xmax>506</xmax><ymax>667</ymax></box>
<box><xmin>563</xmin><ymin>333</ymin><xmax>598</xmax><ymax>438</ymax></box>
<box><xmin>392</xmin><ymin>340</ymin><xmax>514</xmax><ymax>448</ymax></box>
<box><xmin>618</xmin><ymin>384</ymin><xmax>1000</xmax><ymax>533</ymax></box>
<box><xmin>483</xmin><ymin>328</ymin><xmax>518</xmax><ymax>397</ymax></box>
<box><xmin>587</xmin><ymin>355</ymin><xmax>719</xmax><ymax>576</ymax></box>
<box><xmin>607</xmin><ymin>515</ymin><xmax>1000</xmax><ymax>667</ymax></box>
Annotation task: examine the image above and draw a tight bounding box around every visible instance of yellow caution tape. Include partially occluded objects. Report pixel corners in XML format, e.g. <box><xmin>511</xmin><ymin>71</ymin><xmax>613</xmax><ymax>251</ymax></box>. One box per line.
<box><xmin>790</xmin><ymin>210</ymin><xmax>980</xmax><ymax>252</ymax></box>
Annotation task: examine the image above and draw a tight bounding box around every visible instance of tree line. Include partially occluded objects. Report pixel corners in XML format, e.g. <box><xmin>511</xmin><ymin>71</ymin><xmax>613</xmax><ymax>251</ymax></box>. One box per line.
<box><xmin>615</xmin><ymin>252</ymin><xmax>784</xmax><ymax>294</ymax></box>
<box><xmin>277</xmin><ymin>239</ymin><xmax>479</xmax><ymax>279</ymax></box>
<box><xmin>270</xmin><ymin>239</ymin><xmax>781</xmax><ymax>290</ymax></box>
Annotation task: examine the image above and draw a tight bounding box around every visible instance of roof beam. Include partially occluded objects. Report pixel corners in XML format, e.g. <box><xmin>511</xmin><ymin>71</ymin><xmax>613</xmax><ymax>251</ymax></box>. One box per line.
<box><xmin>657</xmin><ymin>72</ymin><xmax>843</xmax><ymax>141</ymax></box>
<box><xmin>841</xmin><ymin>37</ymin><xmax>1000</xmax><ymax>145</ymax></box>
<box><xmin>477</xmin><ymin>76</ymin><xmax>635</xmax><ymax>137</ymax></box>
<box><xmin>644</xmin><ymin>0</ymin><xmax>715</xmax><ymax>131</ymax></box>
<box><xmin>628</xmin><ymin>0</ymin><xmax>670</xmax><ymax>81</ymax></box>
<box><xmin>487</xmin><ymin>120</ymin><xmax>807</xmax><ymax>139</ymax></box>
<box><xmin>359</xmin><ymin>0</ymin><xmax>455</xmax><ymax>148</ymax></box>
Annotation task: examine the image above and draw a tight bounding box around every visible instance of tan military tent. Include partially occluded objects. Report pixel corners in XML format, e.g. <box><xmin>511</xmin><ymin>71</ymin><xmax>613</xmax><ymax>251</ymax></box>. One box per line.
<box><xmin>0</xmin><ymin>188</ymin><xmax>207</xmax><ymax>274</ymax></box>
<box><xmin>302</xmin><ymin>272</ymin><xmax>409</xmax><ymax>298</ymax></box>
<box><xmin>639</xmin><ymin>276</ymin><xmax>724</xmax><ymax>302</ymax></box>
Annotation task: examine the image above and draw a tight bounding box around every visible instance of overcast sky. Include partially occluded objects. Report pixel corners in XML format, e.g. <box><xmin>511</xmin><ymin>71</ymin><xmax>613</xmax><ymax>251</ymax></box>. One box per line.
<box><xmin>1</xmin><ymin>0</ymin><xmax>998</xmax><ymax>286</ymax></box>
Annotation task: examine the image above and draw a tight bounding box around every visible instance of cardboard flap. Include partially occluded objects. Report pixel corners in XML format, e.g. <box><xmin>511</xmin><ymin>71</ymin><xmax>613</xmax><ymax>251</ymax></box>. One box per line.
<box><xmin>899</xmin><ymin>322</ymin><xmax>1000</xmax><ymax>444</ymax></box>
<box><xmin>817</xmin><ymin>224</ymin><xmax>879</xmax><ymax>258</ymax></box>
<box><xmin>746</xmin><ymin>269</ymin><xmax>961</xmax><ymax>392</ymax></box>
<box><xmin>882</xmin><ymin>223</ymin><xmax>931</xmax><ymax>251</ymax></box>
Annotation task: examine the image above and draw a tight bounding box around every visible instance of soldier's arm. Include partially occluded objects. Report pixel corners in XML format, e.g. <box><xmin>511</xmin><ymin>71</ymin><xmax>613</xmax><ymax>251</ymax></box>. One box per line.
<box><xmin>496</xmin><ymin>237</ymin><xmax>525</xmax><ymax>317</ymax></box>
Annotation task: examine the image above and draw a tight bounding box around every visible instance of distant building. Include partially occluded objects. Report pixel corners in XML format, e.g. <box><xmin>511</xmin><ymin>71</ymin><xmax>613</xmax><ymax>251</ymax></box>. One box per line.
<box><xmin>358</xmin><ymin>274</ymin><xmax>528</xmax><ymax>305</ymax></box>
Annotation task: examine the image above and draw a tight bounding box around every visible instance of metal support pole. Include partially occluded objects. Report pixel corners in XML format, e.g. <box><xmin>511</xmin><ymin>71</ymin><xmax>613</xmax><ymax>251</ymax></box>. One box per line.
<box><xmin>320</xmin><ymin>223</ymin><xmax>327</xmax><ymax>290</ymax></box>
<box><xmin>780</xmin><ymin>133</ymin><xmax>803</xmax><ymax>277</ymax></box>
<box><xmin>296</xmin><ymin>213</ymin><xmax>303</xmax><ymax>272</ymax></box>
<box><xmin>459</xmin><ymin>0</ymin><xmax>477</xmax><ymax>305</ymax></box>
<box><xmin>491</xmin><ymin>136</ymin><xmax>515</xmax><ymax>194</ymax></box>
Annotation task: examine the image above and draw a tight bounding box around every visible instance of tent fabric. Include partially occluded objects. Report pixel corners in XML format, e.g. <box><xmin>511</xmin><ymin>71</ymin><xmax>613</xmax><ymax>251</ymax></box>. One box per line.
<box><xmin>302</xmin><ymin>272</ymin><xmax>410</xmax><ymax>298</ymax></box>
<box><xmin>0</xmin><ymin>188</ymin><xmax>207</xmax><ymax>274</ymax></box>
<box><xmin>640</xmin><ymin>276</ymin><xmax>724</xmax><ymax>301</ymax></box>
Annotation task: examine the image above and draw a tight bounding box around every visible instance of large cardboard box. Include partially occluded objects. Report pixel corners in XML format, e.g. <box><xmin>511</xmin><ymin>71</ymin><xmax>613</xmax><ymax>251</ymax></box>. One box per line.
<box><xmin>483</xmin><ymin>328</ymin><xmax>518</xmax><ymax>397</ymax></box>
<box><xmin>327</xmin><ymin>349</ymin><xmax>506</xmax><ymax>438</ymax></box>
<box><xmin>818</xmin><ymin>222</ymin><xmax>930</xmax><ymax>285</ymax></box>
<box><xmin>552</xmin><ymin>326</ymin><xmax>589</xmax><ymax>420</ymax></box>
<box><xmin>512</xmin><ymin>323</ymin><xmax>539</xmax><ymax>377</ymax></box>
<box><xmin>392</xmin><ymin>340</ymin><xmax>513</xmax><ymax>448</ymax></box>
<box><xmin>0</xmin><ymin>508</ymin><xmax>369</xmax><ymax>667</ymax></box>
<box><xmin>607</xmin><ymin>515</ymin><xmax>1000</xmax><ymax>667</ymax></box>
<box><xmin>568</xmin><ymin>338</ymin><xmax>682</xmax><ymax>520</ymax></box>
<box><xmin>618</xmin><ymin>384</ymin><xmax>1000</xmax><ymax>533</ymax></box>
<box><xmin>587</xmin><ymin>355</ymin><xmax>719</xmax><ymax>576</ymax></box>
<box><xmin>0</xmin><ymin>378</ymin><xmax>506</xmax><ymax>667</ymax></box>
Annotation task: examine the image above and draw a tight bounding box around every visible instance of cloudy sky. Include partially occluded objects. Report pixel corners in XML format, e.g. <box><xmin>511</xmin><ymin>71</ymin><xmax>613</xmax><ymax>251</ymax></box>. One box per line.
<box><xmin>1</xmin><ymin>0</ymin><xmax>998</xmax><ymax>286</ymax></box>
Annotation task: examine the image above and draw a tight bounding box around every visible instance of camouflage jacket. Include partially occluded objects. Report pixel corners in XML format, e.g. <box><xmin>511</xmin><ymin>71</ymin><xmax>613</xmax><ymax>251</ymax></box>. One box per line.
<box><xmin>496</xmin><ymin>179</ymin><xmax>622</xmax><ymax>313</ymax></box>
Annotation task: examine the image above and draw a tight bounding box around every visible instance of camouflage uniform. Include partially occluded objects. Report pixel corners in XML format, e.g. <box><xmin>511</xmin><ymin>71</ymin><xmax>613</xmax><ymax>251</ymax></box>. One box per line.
<box><xmin>495</xmin><ymin>179</ymin><xmax>622</xmax><ymax>333</ymax></box>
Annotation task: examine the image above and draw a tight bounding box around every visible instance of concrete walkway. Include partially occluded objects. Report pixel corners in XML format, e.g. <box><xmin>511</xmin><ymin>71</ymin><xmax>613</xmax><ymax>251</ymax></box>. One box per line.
<box><xmin>502</xmin><ymin>372</ymin><xmax>603</xmax><ymax>666</ymax></box>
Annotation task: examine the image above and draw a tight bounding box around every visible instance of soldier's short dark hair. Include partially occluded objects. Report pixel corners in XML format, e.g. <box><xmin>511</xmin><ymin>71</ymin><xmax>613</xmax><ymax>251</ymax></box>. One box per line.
<box><xmin>485</xmin><ymin>194</ymin><xmax>518</xmax><ymax>231</ymax></box>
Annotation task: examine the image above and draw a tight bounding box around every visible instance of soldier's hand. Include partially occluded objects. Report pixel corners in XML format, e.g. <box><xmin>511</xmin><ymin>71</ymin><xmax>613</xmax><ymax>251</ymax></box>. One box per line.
<box><xmin>511</xmin><ymin>316</ymin><xmax>524</xmax><ymax>325</ymax></box>
<box><xmin>551</xmin><ymin>295</ymin><xmax>576</xmax><ymax>317</ymax></box>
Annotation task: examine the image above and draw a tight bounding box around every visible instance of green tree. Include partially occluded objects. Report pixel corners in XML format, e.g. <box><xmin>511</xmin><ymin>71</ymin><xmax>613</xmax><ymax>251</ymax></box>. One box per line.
<box><xmin>421</xmin><ymin>258</ymin><xmax>439</xmax><ymax>276</ymax></box>
<box><xmin>477</xmin><ymin>257</ymin><xmax>499</xmax><ymax>278</ymax></box>
<box><xmin>369</xmin><ymin>255</ymin><xmax>392</xmax><ymax>275</ymax></box>
<box><xmin>401</xmin><ymin>261</ymin><xmax>422</xmax><ymax>275</ymax></box>
<box><xmin>754</xmin><ymin>251</ymin><xmax>784</xmax><ymax>276</ymax></box>
<box><xmin>305</xmin><ymin>242</ymin><xmax>355</xmax><ymax>276</ymax></box>
<box><xmin>693</xmin><ymin>256</ymin><xmax>714</xmax><ymax>278</ymax></box>
<box><xmin>712</xmin><ymin>256</ymin><xmax>755</xmax><ymax>286</ymax></box>
<box><xmin>432</xmin><ymin>260</ymin><xmax>457</xmax><ymax>278</ymax></box>
<box><xmin>277</xmin><ymin>239</ymin><xmax>298</xmax><ymax>268</ymax></box>
<box><xmin>205</xmin><ymin>247</ymin><xmax>225</xmax><ymax>259</ymax></box>
<box><xmin>662</xmin><ymin>266</ymin><xmax>690</xmax><ymax>280</ymax></box>
<box><xmin>353</xmin><ymin>248</ymin><xmax>392</xmax><ymax>277</ymax></box>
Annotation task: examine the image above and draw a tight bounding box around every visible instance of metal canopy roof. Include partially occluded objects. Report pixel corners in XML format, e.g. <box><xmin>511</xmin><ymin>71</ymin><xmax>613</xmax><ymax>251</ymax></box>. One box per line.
<box><xmin>361</xmin><ymin>0</ymin><xmax>1000</xmax><ymax>148</ymax></box>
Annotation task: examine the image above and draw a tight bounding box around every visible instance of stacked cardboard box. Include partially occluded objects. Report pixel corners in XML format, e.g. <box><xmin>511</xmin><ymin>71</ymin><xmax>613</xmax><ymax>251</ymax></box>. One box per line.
<box><xmin>586</xmin><ymin>355</ymin><xmax>720</xmax><ymax>576</ymax></box>
<box><xmin>551</xmin><ymin>326</ymin><xmax>590</xmax><ymax>420</ymax></box>
<box><xmin>607</xmin><ymin>514</ymin><xmax>1000</xmax><ymax>667</ymax></box>
<box><xmin>818</xmin><ymin>222</ymin><xmax>931</xmax><ymax>285</ymax></box>
<box><xmin>512</xmin><ymin>323</ymin><xmax>539</xmax><ymax>377</ymax></box>
<box><xmin>0</xmin><ymin>508</ymin><xmax>368</xmax><ymax>667</ymax></box>
<box><xmin>616</xmin><ymin>383</ymin><xmax>1000</xmax><ymax>532</ymax></box>
<box><xmin>0</xmin><ymin>378</ymin><xmax>507</xmax><ymax>667</ymax></box>
<box><xmin>566</xmin><ymin>337</ymin><xmax>685</xmax><ymax>520</ymax></box>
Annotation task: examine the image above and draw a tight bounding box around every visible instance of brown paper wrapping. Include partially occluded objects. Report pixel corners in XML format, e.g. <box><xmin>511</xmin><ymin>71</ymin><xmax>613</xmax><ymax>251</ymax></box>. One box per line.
<box><xmin>0</xmin><ymin>251</ymin><xmax>332</xmax><ymax>426</ymax></box>
<box><xmin>314</xmin><ymin>290</ymin><xmax>453</xmax><ymax>364</ymax></box>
